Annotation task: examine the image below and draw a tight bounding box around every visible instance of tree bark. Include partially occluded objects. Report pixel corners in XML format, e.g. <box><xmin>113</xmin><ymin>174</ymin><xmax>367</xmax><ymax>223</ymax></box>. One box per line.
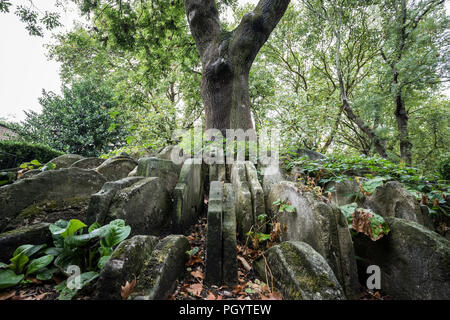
<box><xmin>184</xmin><ymin>0</ymin><xmax>290</xmax><ymax>131</ymax></box>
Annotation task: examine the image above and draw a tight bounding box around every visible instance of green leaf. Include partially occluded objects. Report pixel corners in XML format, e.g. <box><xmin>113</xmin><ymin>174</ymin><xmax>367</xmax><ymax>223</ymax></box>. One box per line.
<box><xmin>13</xmin><ymin>244</ymin><xmax>46</xmax><ymax>259</ymax></box>
<box><xmin>59</xmin><ymin>219</ymin><xmax>87</xmax><ymax>238</ymax></box>
<box><xmin>57</xmin><ymin>271</ymin><xmax>99</xmax><ymax>300</ymax></box>
<box><xmin>102</xmin><ymin>224</ymin><xmax>131</xmax><ymax>248</ymax></box>
<box><xmin>0</xmin><ymin>262</ymin><xmax>9</xmax><ymax>269</ymax></box>
<box><xmin>44</xmin><ymin>247</ymin><xmax>63</xmax><ymax>256</ymax></box>
<box><xmin>36</xmin><ymin>267</ymin><xmax>58</xmax><ymax>281</ymax></box>
<box><xmin>88</xmin><ymin>221</ymin><xmax>101</xmax><ymax>233</ymax></box>
<box><xmin>0</xmin><ymin>269</ymin><xmax>25</xmax><ymax>289</ymax></box>
<box><xmin>26</xmin><ymin>255</ymin><xmax>54</xmax><ymax>276</ymax></box>
<box><xmin>9</xmin><ymin>252</ymin><xmax>29</xmax><ymax>274</ymax></box>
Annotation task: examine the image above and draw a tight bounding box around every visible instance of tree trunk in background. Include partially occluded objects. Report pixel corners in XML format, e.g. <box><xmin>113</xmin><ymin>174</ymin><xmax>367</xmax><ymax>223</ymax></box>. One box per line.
<box><xmin>184</xmin><ymin>0</ymin><xmax>290</xmax><ymax>131</ymax></box>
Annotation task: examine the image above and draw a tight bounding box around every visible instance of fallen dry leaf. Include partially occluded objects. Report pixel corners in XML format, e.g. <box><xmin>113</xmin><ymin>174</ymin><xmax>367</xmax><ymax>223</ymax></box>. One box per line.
<box><xmin>186</xmin><ymin>283</ymin><xmax>203</xmax><ymax>297</ymax></box>
<box><xmin>190</xmin><ymin>269</ymin><xmax>204</xmax><ymax>281</ymax></box>
<box><xmin>121</xmin><ymin>274</ymin><xmax>137</xmax><ymax>300</ymax></box>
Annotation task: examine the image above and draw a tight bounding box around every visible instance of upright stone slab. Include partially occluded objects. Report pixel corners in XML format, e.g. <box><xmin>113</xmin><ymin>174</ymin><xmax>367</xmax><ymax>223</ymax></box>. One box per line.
<box><xmin>70</xmin><ymin>157</ymin><xmax>105</xmax><ymax>169</ymax></box>
<box><xmin>209</xmin><ymin>163</ymin><xmax>226</xmax><ymax>182</ymax></box>
<box><xmin>230</xmin><ymin>162</ymin><xmax>253</xmax><ymax>240</ymax></box>
<box><xmin>222</xmin><ymin>183</ymin><xmax>238</xmax><ymax>286</ymax></box>
<box><xmin>136</xmin><ymin>157</ymin><xmax>180</xmax><ymax>191</ymax></box>
<box><xmin>254</xmin><ymin>241</ymin><xmax>345</xmax><ymax>300</ymax></box>
<box><xmin>95</xmin><ymin>157</ymin><xmax>137</xmax><ymax>182</ymax></box>
<box><xmin>95</xmin><ymin>235</ymin><xmax>159</xmax><ymax>300</ymax></box>
<box><xmin>354</xmin><ymin>217</ymin><xmax>450</xmax><ymax>299</ymax></box>
<box><xmin>131</xmin><ymin>235</ymin><xmax>190</xmax><ymax>300</ymax></box>
<box><xmin>85</xmin><ymin>176</ymin><xmax>145</xmax><ymax>225</ymax></box>
<box><xmin>205</xmin><ymin>181</ymin><xmax>223</xmax><ymax>285</ymax></box>
<box><xmin>106</xmin><ymin>177</ymin><xmax>171</xmax><ymax>235</ymax></box>
<box><xmin>173</xmin><ymin>159</ymin><xmax>204</xmax><ymax>231</ymax></box>
<box><xmin>245</xmin><ymin>161</ymin><xmax>266</xmax><ymax>232</ymax></box>
<box><xmin>0</xmin><ymin>168</ymin><xmax>106</xmax><ymax>232</ymax></box>
<box><xmin>267</xmin><ymin>181</ymin><xmax>359</xmax><ymax>299</ymax></box>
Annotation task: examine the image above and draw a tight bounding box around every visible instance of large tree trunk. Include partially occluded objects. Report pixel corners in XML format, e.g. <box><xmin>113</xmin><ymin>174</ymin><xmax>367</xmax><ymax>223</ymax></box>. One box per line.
<box><xmin>185</xmin><ymin>0</ymin><xmax>290</xmax><ymax>131</ymax></box>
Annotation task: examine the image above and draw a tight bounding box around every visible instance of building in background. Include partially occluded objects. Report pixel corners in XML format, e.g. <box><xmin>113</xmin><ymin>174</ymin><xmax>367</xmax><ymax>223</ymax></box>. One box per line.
<box><xmin>0</xmin><ymin>123</ymin><xmax>18</xmax><ymax>140</ymax></box>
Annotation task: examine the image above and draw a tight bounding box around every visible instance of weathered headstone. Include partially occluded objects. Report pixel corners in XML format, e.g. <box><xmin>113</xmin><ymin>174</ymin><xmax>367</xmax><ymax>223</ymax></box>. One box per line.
<box><xmin>0</xmin><ymin>223</ymin><xmax>52</xmax><ymax>262</ymax></box>
<box><xmin>267</xmin><ymin>181</ymin><xmax>359</xmax><ymax>299</ymax></box>
<box><xmin>173</xmin><ymin>158</ymin><xmax>204</xmax><ymax>231</ymax></box>
<box><xmin>70</xmin><ymin>157</ymin><xmax>105</xmax><ymax>169</ymax></box>
<box><xmin>46</xmin><ymin>154</ymin><xmax>85</xmax><ymax>169</ymax></box>
<box><xmin>205</xmin><ymin>181</ymin><xmax>223</xmax><ymax>285</ymax></box>
<box><xmin>85</xmin><ymin>176</ymin><xmax>144</xmax><ymax>225</ymax></box>
<box><xmin>95</xmin><ymin>235</ymin><xmax>159</xmax><ymax>300</ymax></box>
<box><xmin>363</xmin><ymin>181</ymin><xmax>425</xmax><ymax>225</ymax></box>
<box><xmin>106</xmin><ymin>177</ymin><xmax>171</xmax><ymax>235</ymax></box>
<box><xmin>0</xmin><ymin>168</ymin><xmax>106</xmax><ymax>232</ymax></box>
<box><xmin>222</xmin><ymin>183</ymin><xmax>238</xmax><ymax>286</ymax></box>
<box><xmin>209</xmin><ymin>163</ymin><xmax>226</xmax><ymax>182</ymax></box>
<box><xmin>131</xmin><ymin>235</ymin><xmax>190</xmax><ymax>300</ymax></box>
<box><xmin>254</xmin><ymin>241</ymin><xmax>345</xmax><ymax>300</ymax></box>
<box><xmin>95</xmin><ymin>158</ymin><xmax>137</xmax><ymax>182</ymax></box>
<box><xmin>230</xmin><ymin>162</ymin><xmax>253</xmax><ymax>240</ymax></box>
<box><xmin>136</xmin><ymin>157</ymin><xmax>180</xmax><ymax>191</ymax></box>
<box><xmin>354</xmin><ymin>217</ymin><xmax>450</xmax><ymax>300</ymax></box>
<box><xmin>245</xmin><ymin>161</ymin><xmax>265</xmax><ymax>232</ymax></box>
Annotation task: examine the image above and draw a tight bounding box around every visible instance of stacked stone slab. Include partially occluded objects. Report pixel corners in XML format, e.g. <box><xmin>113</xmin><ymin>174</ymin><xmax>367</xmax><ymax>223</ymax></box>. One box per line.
<box><xmin>267</xmin><ymin>181</ymin><xmax>360</xmax><ymax>299</ymax></box>
<box><xmin>245</xmin><ymin>161</ymin><xmax>266</xmax><ymax>232</ymax></box>
<box><xmin>205</xmin><ymin>181</ymin><xmax>223</xmax><ymax>285</ymax></box>
<box><xmin>0</xmin><ymin>167</ymin><xmax>106</xmax><ymax>232</ymax></box>
<box><xmin>222</xmin><ymin>183</ymin><xmax>238</xmax><ymax>286</ymax></box>
<box><xmin>131</xmin><ymin>235</ymin><xmax>190</xmax><ymax>300</ymax></box>
<box><xmin>136</xmin><ymin>157</ymin><xmax>180</xmax><ymax>191</ymax></box>
<box><xmin>205</xmin><ymin>181</ymin><xmax>238</xmax><ymax>286</ymax></box>
<box><xmin>230</xmin><ymin>162</ymin><xmax>253</xmax><ymax>240</ymax></box>
<box><xmin>254</xmin><ymin>241</ymin><xmax>346</xmax><ymax>300</ymax></box>
<box><xmin>86</xmin><ymin>157</ymin><xmax>182</xmax><ymax>236</ymax></box>
<box><xmin>86</xmin><ymin>176</ymin><xmax>145</xmax><ymax>225</ymax></box>
<box><xmin>173</xmin><ymin>158</ymin><xmax>204</xmax><ymax>231</ymax></box>
<box><xmin>230</xmin><ymin>161</ymin><xmax>266</xmax><ymax>240</ymax></box>
<box><xmin>95</xmin><ymin>157</ymin><xmax>137</xmax><ymax>182</ymax></box>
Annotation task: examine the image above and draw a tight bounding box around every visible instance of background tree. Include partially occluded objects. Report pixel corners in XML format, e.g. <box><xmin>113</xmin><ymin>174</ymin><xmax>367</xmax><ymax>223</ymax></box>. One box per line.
<box><xmin>18</xmin><ymin>77</ymin><xmax>127</xmax><ymax>157</ymax></box>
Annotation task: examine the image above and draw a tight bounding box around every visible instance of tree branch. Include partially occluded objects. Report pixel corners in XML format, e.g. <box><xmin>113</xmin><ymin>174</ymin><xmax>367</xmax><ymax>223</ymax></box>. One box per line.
<box><xmin>184</xmin><ymin>0</ymin><xmax>222</xmax><ymax>58</ymax></box>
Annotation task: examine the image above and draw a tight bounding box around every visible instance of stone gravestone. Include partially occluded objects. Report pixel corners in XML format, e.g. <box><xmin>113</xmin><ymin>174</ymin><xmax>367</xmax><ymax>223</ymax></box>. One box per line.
<box><xmin>205</xmin><ymin>181</ymin><xmax>223</xmax><ymax>285</ymax></box>
<box><xmin>205</xmin><ymin>181</ymin><xmax>238</xmax><ymax>286</ymax></box>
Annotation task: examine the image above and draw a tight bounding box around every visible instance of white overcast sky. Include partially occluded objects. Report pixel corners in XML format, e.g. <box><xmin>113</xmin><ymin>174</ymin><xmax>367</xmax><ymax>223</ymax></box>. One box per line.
<box><xmin>0</xmin><ymin>0</ymin><xmax>447</xmax><ymax>122</ymax></box>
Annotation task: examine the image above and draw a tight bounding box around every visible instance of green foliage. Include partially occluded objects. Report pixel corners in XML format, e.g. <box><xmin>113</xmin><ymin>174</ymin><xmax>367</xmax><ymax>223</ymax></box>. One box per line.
<box><xmin>0</xmin><ymin>218</ymin><xmax>130</xmax><ymax>299</ymax></box>
<box><xmin>287</xmin><ymin>153</ymin><xmax>450</xmax><ymax>219</ymax></box>
<box><xmin>17</xmin><ymin>77</ymin><xmax>128</xmax><ymax>157</ymax></box>
<box><xmin>0</xmin><ymin>1</ymin><xmax>62</xmax><ymax>36</ymax></box>
<box><xmin>273</xmin><ymin>198</ymin><xmax>296</xmax><ymax>214</ymax></box>
<box><xmin>0</xmin><ymin>140</ymin><xmax>63</xmax><ymax>170</ymax></box>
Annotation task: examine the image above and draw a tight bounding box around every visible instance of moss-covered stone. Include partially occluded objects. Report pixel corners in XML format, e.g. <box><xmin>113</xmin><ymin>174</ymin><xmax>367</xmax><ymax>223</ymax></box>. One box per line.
<box><xmin>354</xmin><ymin>217</ymin><xmax>450</xmax><ymax>299</ymax></box>
<box><xmin>0</xmin><ymin>223</ymin><xmax>52</xmax><ymax>262</ymax></box>
<box><xmin>266</xmin><ymin>181</ymin><xmax>359</xmax><ymax>299</ymax></box>
<box><xmin>131</xmin><ymin>235</ymin><xmax>189</xmax><ymax>300</ymax></box>
<box><xmin>254</xmin><ymin>241</ymin><xmax>345</xmax><ymax>300</ymax></box>
<box><xmin>0</xmin><ymin>167</ymin><xmax>106</xmax><ymax>232</ymax></box>
<box><xmin>95</xmin><ymin>235</ymin><xmax>159</xmax><ymax>300</ymax></box>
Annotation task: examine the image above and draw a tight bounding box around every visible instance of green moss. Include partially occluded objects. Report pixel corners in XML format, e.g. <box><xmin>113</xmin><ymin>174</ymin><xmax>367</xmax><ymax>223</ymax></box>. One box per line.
<box><xmin>279</xmin><ymin>242</ymin><xmax>337</xmax><ymax>294</ymax></box>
